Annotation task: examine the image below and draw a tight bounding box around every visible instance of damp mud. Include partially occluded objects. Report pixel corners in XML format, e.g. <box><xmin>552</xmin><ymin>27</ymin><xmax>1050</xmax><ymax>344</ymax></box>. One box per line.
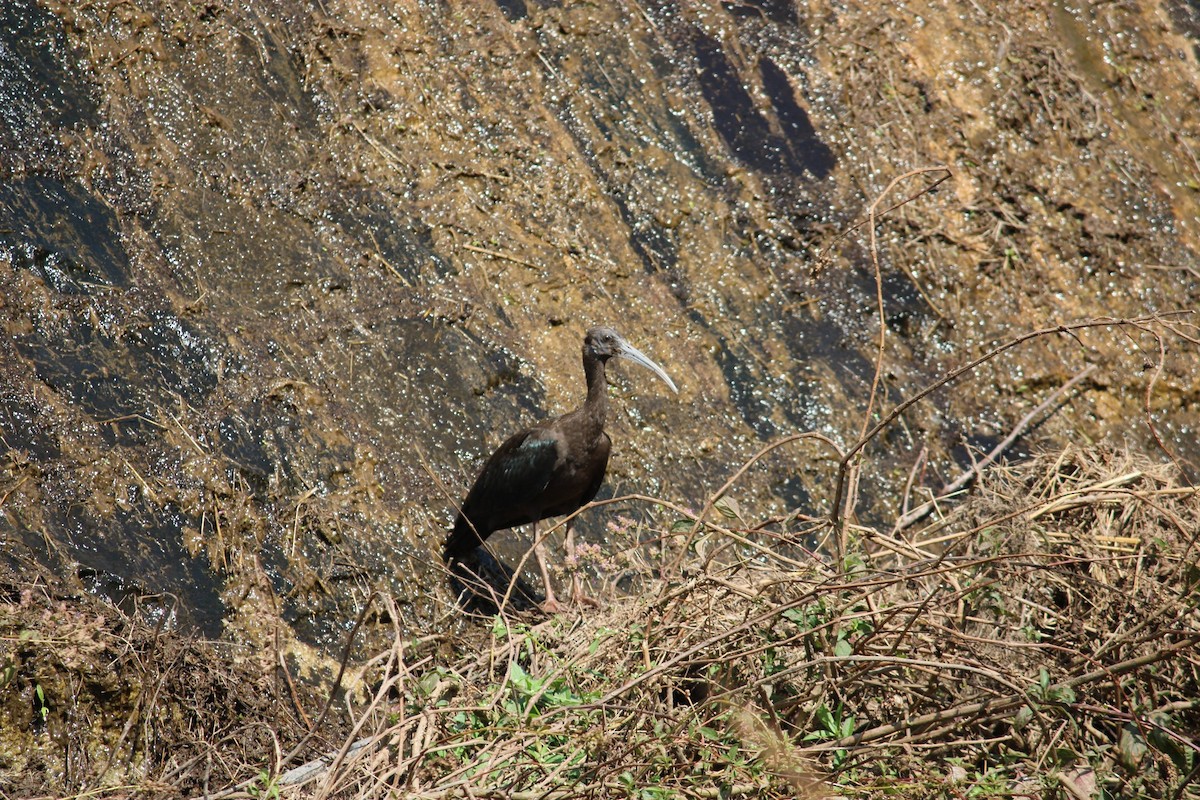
<box><xmin>1</xmin><ymin>0</ymin><xmax>1199</xmax><ymax>793</ymax></box>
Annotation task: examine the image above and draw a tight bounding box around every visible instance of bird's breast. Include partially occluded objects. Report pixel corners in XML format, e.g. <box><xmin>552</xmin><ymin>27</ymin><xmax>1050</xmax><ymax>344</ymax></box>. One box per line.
<box><xmin>542</xmin><ymin>433</ymin><xmax>610</xmax><ymax>506</ymax></box>
<box><xmin>555</xmin><ymin>437</ymin><xmax>609</xmax><ymax>482</ymax></box>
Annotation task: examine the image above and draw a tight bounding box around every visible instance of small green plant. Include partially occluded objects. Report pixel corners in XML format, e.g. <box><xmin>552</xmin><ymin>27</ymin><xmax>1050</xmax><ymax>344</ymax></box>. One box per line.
<box><xmin>965</xmin><ymin>764</ymin><xmax>1011</xmax><ymax>797</ymax></box>
<box><xmin>1</xmin><ymin>658</ymin><xmax>15</xmax><ymax>689</ymax></box>
<box><xmin>504</xmin><ymin>661</ymin><xmax>597</xmax><ymax>717</ymax></box>
<box><xmin>1027</xmin><ymin>668</ymin><xmax>1076</xmax><ymax>705</ymax></box>
<box><xmin>833</xmin><ymin>614</ymin><xmax>873</xmax><ymax>658</ymax></box>
<box><xmin>963</xmin><ymin>577</ymin><xmax>1007</xmax><ymax>618</ymax></box>
<box><xmin>803</xmin><ymin>703</ymin><xmax>856</xmax><ymax>768</ymax></box>
<box><xmin>588</xmin><ymin>626</ymin><xmax>618</xmax><ymax>655</ymax></box>
<box><xmin>782</xmin><ymin>598</ymin><xmax>828</xmax><ymax>630</ymax></box>
<box><xmin>246</xmin><ymin>769</ymin><xmax>280</xmax><ymax>799</ymax></box>
<box><xmin>841</xmin><ymin>548</ymin><xmax>868</xmax><ymax>577</ymax></box>
<box><xmin>1019</xmin><ymin>624</ymin><xmax>1042</xmax><ymax>642</ymax></box>
<box><xmin>33</xmin><ymin>683</ymin><xmax>49</xmax><ymax>723</ymax></box>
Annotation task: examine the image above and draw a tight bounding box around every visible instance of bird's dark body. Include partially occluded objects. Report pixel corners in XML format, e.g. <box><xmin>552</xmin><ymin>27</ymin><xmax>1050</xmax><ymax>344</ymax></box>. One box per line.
<box><xmin>442</xmin><ymin>327</ymin><xmax>675</xmax><ymax>588</ymax></box>
<box><xmin>444</xmin><ymin>414</ymin><xmax>611</xmax><ymax>560</ymax></box>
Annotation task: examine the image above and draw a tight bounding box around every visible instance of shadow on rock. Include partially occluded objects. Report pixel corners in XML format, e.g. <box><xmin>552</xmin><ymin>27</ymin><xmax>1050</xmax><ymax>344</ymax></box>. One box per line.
<box><xmin>446</xmin><ymin>547</ymin><xmax>544</xmax><ymax>616</ymax></box>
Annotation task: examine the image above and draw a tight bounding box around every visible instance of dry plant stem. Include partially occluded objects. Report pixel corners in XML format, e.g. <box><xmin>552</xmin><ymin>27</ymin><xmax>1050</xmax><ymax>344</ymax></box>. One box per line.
<box><xmin>97</xmin><ymin>659</ymin><xmax>159</xmax><ymax>784</ymax></box>
<box><xmin>454</xmin><ymin>486</ymin><xmax>805</xmax><ymax>614</ymax></box>
<box><xmin>461</xmin><ymin>242</ymin><xmax>541</xmax><ymax>270</ymax></box>
<box><xmin>812</xmin><ymin>166</ymin><xmax>951</xmax><ymax>275</ymax></box>
<box><xmin>587</xmin><ymin>568</ymin><xmax>922</xmax><ymax>709</ymax></box>
<box><xmin>899</xmin><ymin>444</ymin><xmax>928</xmax><ymax>518</ymax></box>
<box><xmin>280</xmin><ymin>737</ymin><xmax>376</xmax><ymax>790</ymax></box>
<box><xmin>749</xmin><ymin>654</ymin><xmax>1028</xmax><ymax>700</ymax></box>
<box><xmin>314</xmin><ymin>661</ymin><xmax>400</xmax><ymax>797</ymax></box>
<box><xmin>670</xmin><ymin>432</ymin><xmax>845</xmax><ymax>576</ymax></box>
<box><xmin>713</xmin><ymin>549</ymin><xmax>1156</xmax><ymax>678</ymax></box>
<box><xmin>460</xmin><ymin>496</ymin><xmax>622</xmax><ymax>614</ymax></box>
<box><xmin>393</xmin><ymin>784</ymin><xmax>769</xmax><ymax>800</ymax></box>
<box><xmin>1175</xmin><ymin>763</ymin><xmax>1200</xmax><ymax>800</ymax></box>
<box><xmin>830</xmin><ymin>312</ymin><xmax>1192</xmax><ymax>533</ymax></box>
<box><xmin>912</xmin><ymin>495</ymin><xmax>1047</xmax><ymax>550</ymax></box>
<box><xmin>1029</xmin><ymin>478</ymin><xmax>1145</xmax><ymax>519</ymax></box>
<box><xmin>269</xmin><ymin>591</ymin><xmax>312</xmax><ymax>732</ymax></box>
<box><xmin>1138</xmin><ymin>325</ymin><xmax>1195</xmax><ymax>484</ymax></box>
<box><xmin>857</xmin><ymin>167</ymin><xmax>953</xmax><ymax>448</ymax></box>
<box><xmin>1069</xmin><ymin>702</ymin><xmax>1200</xmax><ymax>756</ymax></box>
<box><xmin>805</xmin><ymin>633</ymin><xmax>1200</xmax><ymax>752</ymax></box>
<box><xmin>846</xmin><ymin>167</ymin><xmax>952</xmax><ymax>555</ymax></box>
<box><xmin>1078</xmin><ymin>577</ymin><xmax>1198</xmax><ymax>669</ymax></box>
<box><xmin>855</xmin><ymin>522</ymin><xmax>936</xmax><ymax>561</ymax></box>
<box><xmin>279</xmin><ymin>592</ymin><xmax>377</xmax><ymax>771</ymax></box>
<box><xmin>494</xmin><ymin>518</ymin><xmax>573</xmax><ymax>613</ymax></box>
<box><xmin>0</xmin><ymin>475</ymin><xmax>29</xmax><ymax>507</ymax></box>
<box><xmin>892</xmin><ymin>363</ymin><xmax>1097</xmax><ymax>534</ymax></box>
<box><xmin>205</xmin><ymin>448</ymin><xmax>1196</xmax><ymax>798</ymax></box>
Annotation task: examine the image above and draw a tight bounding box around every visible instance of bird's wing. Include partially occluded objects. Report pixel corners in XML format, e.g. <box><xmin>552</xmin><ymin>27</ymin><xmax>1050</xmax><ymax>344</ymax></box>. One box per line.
<box><xmin>454</xmin><ymin>428</ymin><xmax>561</xmax><ymax>535</ymax></box>
<box><xmin>446</xmin><ymin>429</ymin><xmax>562</xmax><ymax>560</ymax></box>
<box><xmin>476</xmin><ymin>428</ymin><xmax>561</xmax><ymax>505</ymax></box>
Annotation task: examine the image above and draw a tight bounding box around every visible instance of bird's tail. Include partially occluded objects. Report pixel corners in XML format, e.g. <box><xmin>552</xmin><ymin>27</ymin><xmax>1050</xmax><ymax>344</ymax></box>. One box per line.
<box><xmin>443</xmin><ymin>514</ymin><xmax>484</xmax><ymax>562</ymax></box>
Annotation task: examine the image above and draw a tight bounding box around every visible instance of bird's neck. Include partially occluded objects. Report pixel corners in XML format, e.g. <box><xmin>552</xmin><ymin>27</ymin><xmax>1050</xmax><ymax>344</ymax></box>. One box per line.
<box><xmin>581</xmin><ymin>355</ymin><xmax>609</xmax><ymax>431</ymax></box>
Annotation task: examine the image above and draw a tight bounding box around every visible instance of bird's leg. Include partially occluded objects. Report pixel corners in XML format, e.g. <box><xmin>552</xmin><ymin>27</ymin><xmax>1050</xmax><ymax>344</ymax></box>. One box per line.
<box><xmin>565</xmin><ymin>524</ymin><xmax>580</xmax><ymax>604</ymax></box>
<box><xmin>533</xmin><ymin>521</ymin><xmax>564</xmax><ymax>614</ymax></box>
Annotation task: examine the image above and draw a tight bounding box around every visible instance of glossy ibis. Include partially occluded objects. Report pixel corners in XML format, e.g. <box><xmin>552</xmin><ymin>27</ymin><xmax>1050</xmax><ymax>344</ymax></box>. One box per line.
<box><xmin>445</xmin><ymin>326</ymin><xmax>677</xmax><ymax>611</ymax></box>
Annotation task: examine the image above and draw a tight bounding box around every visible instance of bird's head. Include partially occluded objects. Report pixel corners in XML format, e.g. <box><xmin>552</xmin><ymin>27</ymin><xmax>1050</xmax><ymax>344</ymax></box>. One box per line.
<box><xmin>584</xmin><ymin>327</ymin><xmax>678</xmax><ymax>393</ymax></box>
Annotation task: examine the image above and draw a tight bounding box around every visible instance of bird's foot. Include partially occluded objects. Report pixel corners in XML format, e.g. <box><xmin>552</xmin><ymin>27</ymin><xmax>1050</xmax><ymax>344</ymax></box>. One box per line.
<box><xmin>572</xmin><ymin>591</ymin><xmax>601</xmax><ymax>609</ymax></box>
<box><xmin>540</xmin><ymin>595</ymin><xmax>567</xmax><ymax>615</ymax></box>
<box><xmin>538</xmin><ymin>582</ymin><xmax>598</xmax><ymax>614</ymax></box>
<box><xmin>570</xmin><ymin>576</ymin><xmax>601</xmax><ymax>609</ymax></box>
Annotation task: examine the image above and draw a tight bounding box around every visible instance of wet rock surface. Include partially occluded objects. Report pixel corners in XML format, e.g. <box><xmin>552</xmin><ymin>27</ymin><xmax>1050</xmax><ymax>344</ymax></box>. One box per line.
<box><xmin>1</xmin><ymin>0</ymin><xmax>1198</xmax><ymax>659</ymax></box>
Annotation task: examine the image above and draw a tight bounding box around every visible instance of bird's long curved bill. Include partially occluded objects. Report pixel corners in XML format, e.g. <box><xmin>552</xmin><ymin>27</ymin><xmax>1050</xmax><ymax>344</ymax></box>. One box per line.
<box><xmin>617</xmin><ymin>342</ymin><xmax>679</xmax><ymax>393</ymax></box>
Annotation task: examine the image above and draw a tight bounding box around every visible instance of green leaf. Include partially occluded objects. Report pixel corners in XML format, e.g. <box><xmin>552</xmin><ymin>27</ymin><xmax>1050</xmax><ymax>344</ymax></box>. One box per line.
<box><xmin>1117</xmin><ymin>723</ymin><xmax>1148</xmax><ymax>771</ymax></box>
<box><xmin>782</xmin><ymin>607</ymin><xmax>808</xmax><ymax>625</ymax></box>
<box><xmin>714</xmin><ymin>495</ymin><xmax>742</xmax><ymax>521</ymax></box>
<box><xmin>1148</xmin><ymin>713</ymin><xmax>1193</xmax><ymax>774</ymax></box>
<box><xmin>588</xmin><ymin>627</ymin><xmax>617</xmax><ymax>655</ymax></box>
<box><xmin>508</xmin><ymin>662</ymin><xmax>543</xmax><ymax>696</ymax></box>
<box><xmin>1051</xmin><ymin>747</ymin><xmax>1077</xmax><ymax>767</ymax></box>
<box><xmin>815</xmin><ymin>704</ymin><xmax>833</xmax><ymax>728</ymax></box>
<box><xmin>1012</xmin><ymin>704</ymin><xmax>1033</xmax><ymax>730</ymax></box>
<box><xmin>1051</xmin><ymin>684</ymin><xmax>1076</xmax><ymax>704</ymax></box>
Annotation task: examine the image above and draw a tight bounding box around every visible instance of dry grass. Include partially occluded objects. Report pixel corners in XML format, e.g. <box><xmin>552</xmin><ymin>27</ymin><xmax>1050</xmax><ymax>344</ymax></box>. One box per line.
<box><xmin>0</xmin><ymin>563</ymin><xmax>322</xmax><ymax>799</ymax></box>
<box><xmin>3</xmin><ymin>446</ymin><xmax>1197</xmax><ymax>798</ymax></box>
<box><xmin>260</xmin><ymin>446</ymin><xmax>1200</xmax><ymax>800</ymax></box>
